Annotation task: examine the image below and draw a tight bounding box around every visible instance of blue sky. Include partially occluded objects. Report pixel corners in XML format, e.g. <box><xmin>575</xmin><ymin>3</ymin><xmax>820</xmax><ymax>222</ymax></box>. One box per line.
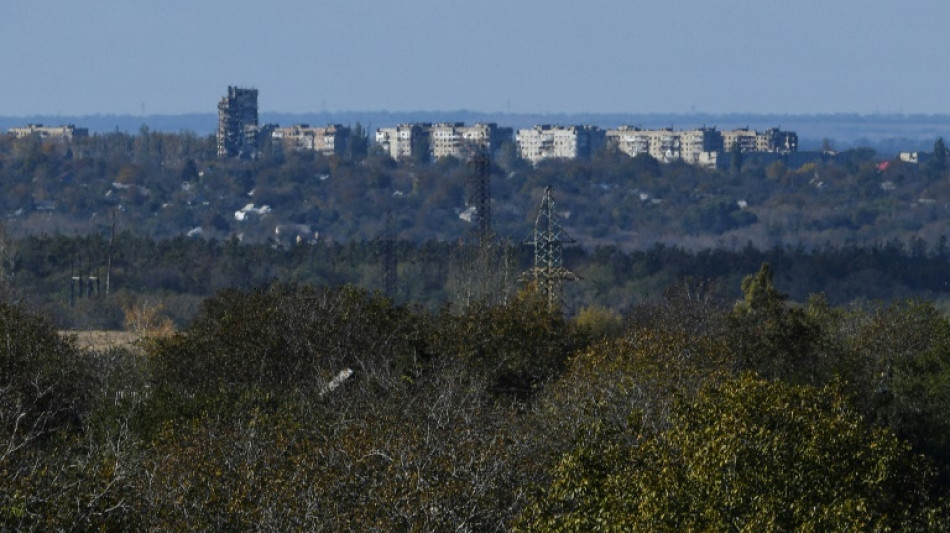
<box><xmin>2</xmin><ymin>1</ymin><xmax>948</xmax><ymax>116</ymax></box>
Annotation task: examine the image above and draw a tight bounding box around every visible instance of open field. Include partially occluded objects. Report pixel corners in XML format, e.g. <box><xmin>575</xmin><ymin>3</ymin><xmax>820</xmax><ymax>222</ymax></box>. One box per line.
<box><xmin>62</xmin><ymin>330</ymin><xmax>141</xmax><ymax>351</ymax></box>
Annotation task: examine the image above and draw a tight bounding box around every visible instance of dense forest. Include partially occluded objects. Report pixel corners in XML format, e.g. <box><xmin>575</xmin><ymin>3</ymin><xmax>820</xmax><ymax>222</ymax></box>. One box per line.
<box><xmin>4</xmin><ymin>232</ymin><xmax>950</xmax><ymax>329</ymax></box>
<box><xmin>5</xmin><ymin>128</ymin><xmax>950</xmax><ymax>529</ymax></box>
<box><xmin>5</xmin><ymin>270</ymin><xmax>950</xmax><ymax>529</ymax></box>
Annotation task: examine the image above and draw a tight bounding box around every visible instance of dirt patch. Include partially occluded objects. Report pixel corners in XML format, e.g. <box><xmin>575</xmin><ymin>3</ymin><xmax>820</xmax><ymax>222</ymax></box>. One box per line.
<box><xmin>62</xmin><ymin>330</ymin><xmax>141</xmax><ymax>351</ymax></box>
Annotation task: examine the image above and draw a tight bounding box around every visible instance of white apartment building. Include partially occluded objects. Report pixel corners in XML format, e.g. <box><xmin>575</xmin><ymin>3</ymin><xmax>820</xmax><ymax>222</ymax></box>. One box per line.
<box><xmin>375</xmin><ymin>123</ymin><xmax>430</xmax><ymax>160</ymax></box>
<box><xmin>605</xmin><ymin>126</ymin><xmax>721</xmax><ymax>165</ymax></box>
<box><xmin>516</xmin><ymin>125</ymin><xmax>605</xmax><ymax>164</ymax></box>
<box><xmin>430</xmin><ymin>122</ymin><xmax>465</xmax><ymax>159</ymax></box>
<box><xmin>377</xmin><ymin>122</ymin><xmax>512</xmax><ymax>161</ymax></box>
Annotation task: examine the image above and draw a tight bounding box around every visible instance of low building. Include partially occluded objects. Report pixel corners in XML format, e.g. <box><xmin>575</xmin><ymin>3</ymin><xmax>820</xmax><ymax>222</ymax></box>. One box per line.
<box><xmin>9</xmin><ymin>124</ymin><xmax>88</xmax><ymax>140</ymax></box>
<box><xmin>899</xmin><ymin>151</ymin><xmax>930</xmax><ymax>165</ymax></box>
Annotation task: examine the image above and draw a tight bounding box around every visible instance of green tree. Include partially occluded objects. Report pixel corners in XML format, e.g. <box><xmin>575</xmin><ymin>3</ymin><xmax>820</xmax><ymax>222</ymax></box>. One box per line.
<box><xmin>729</xmin><ymin>263</ymin><xmax>837</xmax><ymax>384</ymax></box>
<box><xmin>180</xmin><ymin>158</ymin><xmax>199</xmax><ymax>182</ymax></box>
<box><xmin>431</xmin><ymin>287</ymin><xmax>585</xmax><ymax>398</ymax></box>
<box><xmin>345</xmin><ymin>122</ymin><xmax>369</xmax><ymax>162</ymax></box>
<box><xmin>519</xmin><ymin>374</ymin><xmax>949</xmax><ymax>532</ymax></box>
<box><xmin>928</xmin><ymin>137</ymin><xmax>948</xmax><ymax>178</ymax></box>
<box><xmin>730</xmin><ymin>140</ymin><xmax>743</xmax><ymax>176</ymax></box>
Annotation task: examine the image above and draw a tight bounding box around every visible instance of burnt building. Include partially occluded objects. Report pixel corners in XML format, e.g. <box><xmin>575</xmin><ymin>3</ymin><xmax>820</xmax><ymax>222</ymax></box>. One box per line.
<box><xmin>217</xmin><ymin>86</ymin><xmax>259</xmax><ymax>158</ymax></box>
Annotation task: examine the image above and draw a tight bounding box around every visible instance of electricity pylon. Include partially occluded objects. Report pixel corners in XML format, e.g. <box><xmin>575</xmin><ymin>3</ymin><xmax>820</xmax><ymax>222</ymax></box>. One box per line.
<box><xmin>380</xmin><ymin>211</ymin><xmax>397</xmax><ymax>299</ymax></box>
<box><xmin>522</xmin><ymin>186</ymin><xmax>576</xmax><ymax>310</ymax></box>
<box><xmin>466</xmin><ymin>147</ymin><xmax>492</xmax><ymax>243</ymax></box>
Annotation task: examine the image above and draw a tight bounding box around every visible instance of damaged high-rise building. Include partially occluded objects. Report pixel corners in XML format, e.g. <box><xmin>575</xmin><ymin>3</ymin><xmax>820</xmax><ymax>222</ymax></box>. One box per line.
<box><xmin>217</xmin><ymin>86</ymin><xmax>259</xmax><ymax>158</ymax></box>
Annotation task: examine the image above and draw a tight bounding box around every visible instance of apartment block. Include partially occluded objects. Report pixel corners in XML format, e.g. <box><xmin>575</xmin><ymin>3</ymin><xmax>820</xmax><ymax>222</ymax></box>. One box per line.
<box><xmin>217</xmin><ymin>86</ymin><xmax>259</xmax><ymax>158</ymax></box>
<box><xmin>756</xmin><ymin>127</ymin><xmax>798</xmax><ymax>153</ymax></box>
<box><xmin>272</xmin><ymin>124</ymin><xmax>350</xmax><ymax>156</ymax></box>
<box><xmin>516</xmin><ymin>125</ymin><xmax>606</xmax><ymax>164</ymax></box>
<box><xmin>9</xmin><ymin>124</ymin><xmax>88</xmax><ymax>140</ymax></box>
<box><xmin>376</xmin><ymin>122</ymin><xmax>512</xmax><ymax>161</ymax></box>
<box><xmin>375</xmin><ymin>123</ymin><xmax>430</xmax><ymax>160</ymax></box>
<box><xmin>722</xmin><ymin>127</ymin><xmax>797</xmax><ymax>154</ymax></box>
<box><xmin>606</xmin><ymin>126</ymin><xmax>722</xmax><ymax>165</ymax></box>
<box><xmin>429</xmin><ymin>122</ymin><xmax>512</xmax><ymax>159</ymax></box>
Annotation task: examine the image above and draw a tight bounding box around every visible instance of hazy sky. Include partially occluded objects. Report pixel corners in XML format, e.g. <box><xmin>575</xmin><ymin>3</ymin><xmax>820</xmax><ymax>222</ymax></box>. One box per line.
<box><xmin>3</xmin><ymin>1</ymin><xmax>948</xmax><ymax>116</ymax></box>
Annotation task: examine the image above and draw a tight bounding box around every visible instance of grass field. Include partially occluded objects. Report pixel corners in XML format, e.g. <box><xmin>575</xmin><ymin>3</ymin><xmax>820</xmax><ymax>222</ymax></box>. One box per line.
<box><xmin>62</xmin><ymin>330</ymin><xmax>141</xmax><ymax>351</ymax></box>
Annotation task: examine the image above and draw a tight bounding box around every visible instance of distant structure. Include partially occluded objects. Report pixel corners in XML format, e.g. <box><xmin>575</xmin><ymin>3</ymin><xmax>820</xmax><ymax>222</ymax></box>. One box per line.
<box><xmin>899</xmin><ymin>151</ymin><xmax>931</xmax><ymax>165</ymax></box>
<box><xmin>375</xmin><ymin>122</ymin><xmax>512</xmax><ymax>162</ymax></box>
<box><xmin>380</xmin><ymin>211</ymin><xmax>398</xmax><ymax>298</ymax></box>
<box><xmin>721</xmin><ymin>127</ymin><xmax>798</xmax><ymax>154</ymax></box>
<box><xmin>466</xmin><ymin>149</ymin><xmax>492</xmax><ymax>242</ymax></box>
<box><xmin>516</xmin><ymin>125</ymin><xmax>606</xmax><ymax>164</ymax></box>
<box><xmin>271</xmin><ymin>124</ymin><xmax>350</xmax><ymax>156</ymax></box>
<box><xmin>605</xmin><ymin>126</ymin><xmax>797</xmax><ymax>168</ymax></box>
<box><xmin>523</xmin><ymin>187</ymin><xmax>577</xmax><ymax>311</ymax></box>
<box><xmin>606</xmin><ymin>126</ymin><xmax>722</xmax><ymax>166</ymax></box>
<box><xmin>9</xmin><ymin>124</ymin><xmax>88</xmax><ymax>141</ymax></box>
<box><xmin>430</xmin><ymin>122</ymin><xmax>512</xmax><ymax>160</ymax></box>
<box><xmin>375</xmin><ymin>123</ymin><xmax>427</xmax><ymax>160</ymax></box>
<box><xmin>217</xmin><ymin>86</ymin><xmax>259</xmax><ymax>158</ymax></box>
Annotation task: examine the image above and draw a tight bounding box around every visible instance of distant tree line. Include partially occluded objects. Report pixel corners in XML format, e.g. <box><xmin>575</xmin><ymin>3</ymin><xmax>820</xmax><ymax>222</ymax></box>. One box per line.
<box><xmin>4</xmin><ymin>231</ymin><xmax>950</xmax><ymax>329</ymax></box>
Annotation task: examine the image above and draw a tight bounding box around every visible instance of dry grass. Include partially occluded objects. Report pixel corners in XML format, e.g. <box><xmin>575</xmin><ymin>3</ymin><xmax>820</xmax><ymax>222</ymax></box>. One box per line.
<box><xmin>62</xmin><ymin>330</ymin><xmax>142</xmax><ymax>352</ymax></box>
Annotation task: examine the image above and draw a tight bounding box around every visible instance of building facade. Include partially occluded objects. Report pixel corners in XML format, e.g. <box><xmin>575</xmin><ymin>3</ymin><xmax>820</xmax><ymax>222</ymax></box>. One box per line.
<box><xmin>9</xmin><ymin>124</ymin><xmax>88</xmax><ymax>140</ymax></box>
<box><xmin>376</xmin><ymin>122</ymin><xmax>512</xmax><ymax>161</ymax></box>
<box><xmin>217</xmin><ymin>86</ymin><xmax>259</xmax><ymax>158</ymax></box>
<box><xmin>516</xmin><ymin>125</ymin><xmax>606</xmax><ymax>164</ymax></box>
<box><xmin>272</xmin><ymin>124</ymin><xmax>350</xmax><ymax>156</ymax></box>
<box><xmin>606</xmin><ymin>126</ymin><xmax>722</xmax><ymax>165</ymax></box>
<box><xmin>721</xmin><ymin>127</ymin><xmax>797</xmax><ymax>154</ymax></box>
<box><xmin>375</xmin><ymin>123</ymin><xmax>430</xmax><ymax>161</ymax></box>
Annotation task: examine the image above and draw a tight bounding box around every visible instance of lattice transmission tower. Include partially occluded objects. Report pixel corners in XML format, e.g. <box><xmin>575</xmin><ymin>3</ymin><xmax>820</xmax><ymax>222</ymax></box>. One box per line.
<box><xmin>523</xmin><ymin>186</ymin><xmax>576</xmax><ymax>310</ymax></box>
<box><xmin>465</xmin><ymin>147</ymin><xmax>492</xmax><ymax>243</ymax></box>
<box><xmin>380</xmin><ymin>211</ymin><xmax>398</xmax><ymax>299</ymax></box>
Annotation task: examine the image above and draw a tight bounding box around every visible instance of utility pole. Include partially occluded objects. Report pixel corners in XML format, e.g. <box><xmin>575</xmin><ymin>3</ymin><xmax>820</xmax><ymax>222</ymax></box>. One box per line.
<box><xmin>523</xmin><ymin>186</ymin><xmax>577</xmax><ymax>311</ymax></box>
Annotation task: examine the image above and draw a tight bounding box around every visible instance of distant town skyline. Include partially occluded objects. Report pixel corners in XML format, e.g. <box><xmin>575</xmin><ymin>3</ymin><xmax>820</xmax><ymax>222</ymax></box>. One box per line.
<box><xmin>3</xmin><ymin>1</ymin><xmax>950</xmax><ymax>117</ymax></box>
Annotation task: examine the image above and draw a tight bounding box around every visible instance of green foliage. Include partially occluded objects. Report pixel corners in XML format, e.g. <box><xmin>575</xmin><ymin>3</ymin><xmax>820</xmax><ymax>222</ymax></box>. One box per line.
<box><xmin>149</xmin><ymin>283</ymin><xmax>427</xmax><ymax>406</ymax></box>
<box><xmin>431</xmin><ymin>287</ymin><xmax>585</xmax><ymax>398</ymax></box>
<box><xmin>520</xmin><ymin>374</ymin><xmax>949</xmax><ymax>532</ymax></box>
<box><xmin>572</xmin><ymin>304</ymin><xmax>623</xmax><ymax>340</ymax></box>
<box><xmin>928</xmin><ymin>137</ymin><xmax>948</xmax><ymax>178</ymax></box>
<box><xmin>344</xmin><ymin>121</ymin><xmax>369</xmax><ymax>162</ymax></box>
<box><xmin>729</xmin><ymin>263</ymin><xmax>840</xmax><ymax>384</ymax></box>
<box><xmin>0</xmin><ymin>302</ymin><xmax>93</xmax><ymax>439</ymax></box>
<box><xmin>681</xmin><ymin>197</ymin><xmax>757</xmax><ymax>235</ymax></box>
<box><xmin>843</xmin><ymin>301</ymin><xmax>950</xmax><ymax>476</ymax></box>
